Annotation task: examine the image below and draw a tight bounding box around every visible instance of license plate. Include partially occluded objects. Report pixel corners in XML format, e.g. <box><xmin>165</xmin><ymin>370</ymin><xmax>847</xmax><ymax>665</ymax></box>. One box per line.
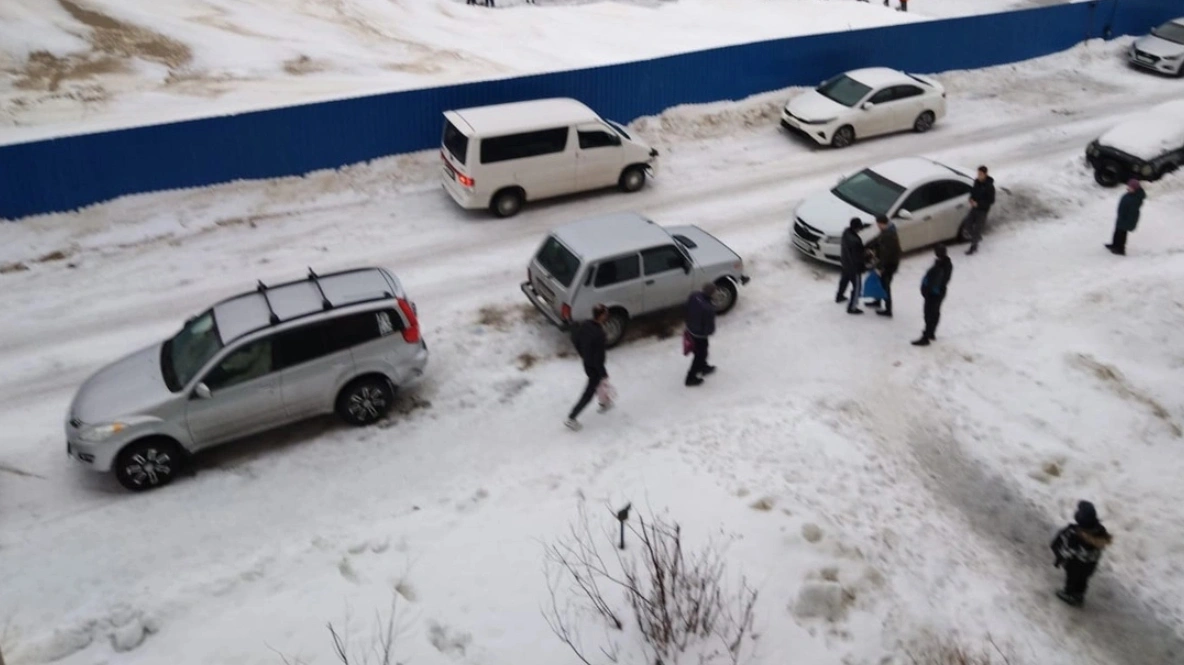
<box><xmin>1136</xmin><ymin>55</ymin><xmax>1152</xmax><ymax>62</ymax></box>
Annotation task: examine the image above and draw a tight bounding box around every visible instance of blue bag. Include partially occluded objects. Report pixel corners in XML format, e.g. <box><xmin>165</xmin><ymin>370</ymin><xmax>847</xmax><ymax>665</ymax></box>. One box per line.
<box><xmin>863</xmin><ymin>271</ymin><xmax>887</xmax><ymax>301</ymax></box>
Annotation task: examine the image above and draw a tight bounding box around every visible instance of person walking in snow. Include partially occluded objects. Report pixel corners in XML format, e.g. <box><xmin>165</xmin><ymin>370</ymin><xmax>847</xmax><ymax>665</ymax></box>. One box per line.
<box><xmin>684</xmin><ymin>283</ymin><xmax>717</xmax><ymax>386</ymax></box>
<box><xmin>1106</xmin><ymin>179</ymin><xmax>1146</xmax><ymax>256</ymax></box>
<box><xmin>866</xmin><ymin>214</ymin><xmax>901</xmax><ymax>317</ymax></box>
<box><xmin>912</xmin><ymin>245</ymin><xmax>953</xmax><ymax>347</ymax></box>
<box><xmin>566</xmin><ymin>304</ymin><xmax>610</xmax><ymax>431</ymax></box>
<box><xmin>963</xmin><ymin>166</ymin><xmax>996</xmax><ymax>255</ymax></box>
<box><xmin>1051</xmin><ymin>500</ymin><xmax>1112</xmax><ymax>607</ymax></box>
<box><xmin>836</xmin><ymin>218</ymin><xmax>870</xmax><ymax>315</ymax></box>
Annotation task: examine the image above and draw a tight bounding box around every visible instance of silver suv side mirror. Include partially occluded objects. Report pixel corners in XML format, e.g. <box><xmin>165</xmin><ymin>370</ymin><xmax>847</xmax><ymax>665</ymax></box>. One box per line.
<box><xmin>194</xmin><ymin>383</ymin><xmax>212</xmax><ymax>400</ymax></box>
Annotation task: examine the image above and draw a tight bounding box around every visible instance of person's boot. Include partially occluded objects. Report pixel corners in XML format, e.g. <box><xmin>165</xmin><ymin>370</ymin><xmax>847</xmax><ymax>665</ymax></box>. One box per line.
<box><xmin>597</xmin><ymin>401</ymin><xmax>613</xmax><ymax>414</ymax></box>
<box><xmin>701</xmin><ymin>365</ymin><xmax>716</xmax><ymax>376</ymax></box>
<box><xmin>1109</xmin><ymin>245</ymin><xmax>1125</xmax><ymax>256</ymax></box>
<box><xmin>847</xmin><ymin>307</ymin><xmax>864</xmax><ymax>315</ymax></box>
<box><xmin>911</xmin><ymin>335</ymin><xmax>931</xmax><ymax>346</ymax></box>
<box><xmin>1056</xmin><ymin>590</ymin><xmax>1084</xmax><ymax>607</ymax></box>
<box><xmin>866</xmin><ymin>299</ymin><xmax>882</xmax><ymax>309</ymax></box>
<box><xmin>835</xmin><ymin>293</ymin><xmax>847</xmax><ymax>304</ymax></box>
<box><xmin>565</xmin><ymin>418</ymin><xmax>582</xmax><ymax>431</ymax></box>
<box><xmin>966</xmin><ymin>244</ymin><xmax>978</xmax><ymax>256</ymax></box>
<box><xmin>876</xmin><ymin>309</ymin><xmax>893</xmax><ymax>318</ymax></box>
<box><xmin>686</xmin><ymin>375</ymin><xmax>704</xmax><ymax>387</ymax></box>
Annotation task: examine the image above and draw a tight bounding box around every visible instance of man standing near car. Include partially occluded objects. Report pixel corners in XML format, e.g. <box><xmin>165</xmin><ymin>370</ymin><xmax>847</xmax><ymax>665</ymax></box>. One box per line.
<box><xmin>868</xmin><ymin>215</ymin><xmax>901</xmax><ymax>317</ymax></box>
<box><xmin>685</xmin><ymin>283</ymin><xmax>717</xmax><ymax>387</ymax></box>
<box><xmin>566</xmin><ymin>304</ymin><xmax>610</xmax><ymax>431</ymax></box>
<box><xmin>1106</xmin><ymin>179</ymin><xmax>1146</xmax><ymax>256</ymax></box>
<box><xmin>913</xmin><ymin>245</ymin><xmax>953</xmax><ymax>347</ymax></box>
<box><xmin>964</xmin><ymin>166</ymin><xmax>996</xmax><ymax>255</ymax></box>
<box><xmin>836</xmin><ymin>218</ymin><xmax>869</xmax><ymax>315</ymax></box>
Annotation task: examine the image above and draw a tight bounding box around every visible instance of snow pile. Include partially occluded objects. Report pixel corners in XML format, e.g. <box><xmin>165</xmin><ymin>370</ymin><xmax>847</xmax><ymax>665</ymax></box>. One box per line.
<box><xmin>1097</xmin><ymin>98</ymin><xmax>1184</xmax><ymax>159</ymax></box>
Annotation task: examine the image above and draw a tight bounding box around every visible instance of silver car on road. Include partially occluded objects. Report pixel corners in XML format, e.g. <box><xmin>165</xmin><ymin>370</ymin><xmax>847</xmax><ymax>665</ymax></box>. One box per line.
<box><xmin>66</xmin><ymin>267</ymin><xmax>429</xmax><ymax>491</ymax></box>
<box><xmin>522</xmin><ymin>212</ymin><xmax>750</xmax><ymax>346</ymax></box>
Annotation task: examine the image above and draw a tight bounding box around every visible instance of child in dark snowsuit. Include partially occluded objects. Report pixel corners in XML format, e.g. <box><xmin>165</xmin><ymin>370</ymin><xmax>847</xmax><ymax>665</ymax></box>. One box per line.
<box><xmin>1051</xmin><ymin>500</ymin><xmax>1113</xmax><ymax>607</ymax></box>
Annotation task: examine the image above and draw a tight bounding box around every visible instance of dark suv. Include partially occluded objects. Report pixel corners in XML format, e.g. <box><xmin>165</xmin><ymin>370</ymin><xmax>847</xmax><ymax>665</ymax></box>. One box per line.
<box><xmin>1086</xmin><ymin>100</ymin><xmax>1184</xmax><ymax>186</ymax></box>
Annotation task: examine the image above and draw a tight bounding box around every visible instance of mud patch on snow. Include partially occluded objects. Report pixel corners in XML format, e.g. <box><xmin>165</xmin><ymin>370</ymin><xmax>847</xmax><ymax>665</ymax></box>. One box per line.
<box><xmin>58</xmin><ymin>0</ymin><xmax>193</xmax><ymax>68</ymax></box>
<box><xmin>13</xmin><ymin>51</ymin><xmax>127</xmax><ymax>92</ymax></box>
<box><xmin>427</xmin><ymin>620</ymin><xmax>472</xmax><ymax>657</ymax></box>
<box><xmin>282</xmin><ymin>55</ymin><xmax>328</xmax><ymax>76</ymax></box>
<box><xmin>1069</xmin><ymin>353</ymin><xmax>1181</xmax><ymax>437</ymax></box>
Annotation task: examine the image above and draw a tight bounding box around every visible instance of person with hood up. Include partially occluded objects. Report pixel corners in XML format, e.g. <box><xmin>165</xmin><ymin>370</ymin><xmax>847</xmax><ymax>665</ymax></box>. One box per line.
<box><xmin>1051</xmin><ymin>500</ymin><xmax>1113</xmax><ymax>607</ymax></box>
<box><xmin>1106</xmin><ymin>179</ymin><xmax>1146</xmax><ymax>256</ymax></box>
<box><xmin>836</xmin><ymin>218</ymin><xmax>870</xmax><ymax>315</ymax></box>
<box><xmin>684</xmin><ymin>283</ymin><xmax>717</xmax><ymax>387</ymax></box>
<box><xmin>964</xmin><ymin>166</ymin><xmax>996</xmax><ymax>255</ymax></box>
<box><xmin>912</xmin><ymin>245</ymin><xmax>953</xmax><ymax>347</ymax></box>
<box><xmin>566</xmin><ymin>304</ymin><xmax>610</xmax><ymax>431</ymax></box>
<box><xmin>866</xmin><ymin>214</ymin><xmax>901</xmax><ymax>317</ymax></box>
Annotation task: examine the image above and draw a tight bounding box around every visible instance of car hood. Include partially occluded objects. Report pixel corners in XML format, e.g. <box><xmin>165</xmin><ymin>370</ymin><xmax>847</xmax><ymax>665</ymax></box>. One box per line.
<box><xmin>786</xmin><ymin>91</ymin><xmax>851</xmax><ymax>121</ymax></box>
<box><xmin>666</xmin><ymin>225</ymin><xmax>741</xmax><ymax>267</ymax></box>
<box><xmin>70</xmin><ymin>343</ymin><xmax>171</xmax><ymax>424</ymax></box>
<box><xmin>794</xmin><ymin>191</ymin><xmax>876</xmax><ymax>238</ymax></box>
<box><xmin>1134</xmin><ymin>33</ymin><xmax>1184</xmax><ymax>58</ymax></box>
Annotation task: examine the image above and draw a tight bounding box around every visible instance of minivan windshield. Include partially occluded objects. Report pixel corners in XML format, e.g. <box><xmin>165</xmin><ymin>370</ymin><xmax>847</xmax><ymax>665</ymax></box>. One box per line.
<box><xmin>1152</xmin><ymin>21</ymin><xmax>1184</xmax><ymax>45</ymax></box>
<box><xmin>535</xmin><ymin>236</ymin><xmax>581</xmax><ymax>287</ymax></box>
<box><xmin>606</xmin><ymin>119</ymin><xmax>632</xmax><ymax>141</ymax></box>
<box><xmin>161</xmin><ymin>311</ymin><xmax>224</xmax><ymax>392</ymax></box>
<box><xmin>816</xmin><ymin>74</ymin><xmax>873</xmax><ymax>108</ymax></box>
<box><xmin>442</xmin><ymin>120</ymin><xmax>469</xmax><ymax>166</ymax></box>
<box><xmin>831</xmin><ymin>169</ymin><xmax>907</xmax><ymax>216</ymax></box>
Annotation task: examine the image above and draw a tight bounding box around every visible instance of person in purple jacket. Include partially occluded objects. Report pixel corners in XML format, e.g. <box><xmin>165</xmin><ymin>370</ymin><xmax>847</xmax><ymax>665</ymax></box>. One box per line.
<box><xmin>684</xmin><ymin>283</ymin><xmax>717</xmax><ymax>386</ymax></box>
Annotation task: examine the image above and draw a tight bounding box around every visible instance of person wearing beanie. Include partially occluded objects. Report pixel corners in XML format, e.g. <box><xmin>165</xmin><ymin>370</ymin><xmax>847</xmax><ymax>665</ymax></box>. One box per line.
<box><xmin>836</xmin><ymin>218</ymin><xmax>870</xmax><ymax>314</ymax></box>
<box><xmin>1051</xmin><ymin>500</ymin><xmax>1113</xmax><ymax>607</ymax></box>
<box><xmin>1106</xmin><ymin>179</ymin><xmax>1146</xmax><ymax>256</ymax></box>
<box><xmin>912</xmin><ymin>245</ymin><xmax>953</xmax><ymax>346</ymax></box>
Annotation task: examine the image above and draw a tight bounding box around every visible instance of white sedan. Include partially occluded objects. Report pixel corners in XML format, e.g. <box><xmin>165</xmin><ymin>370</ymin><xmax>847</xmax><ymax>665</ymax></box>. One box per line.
<box><xmin>780</xmin><ymin>68</ymin><xmax>947</xmax><ymax>148</ymax></box>
<box><xmin>790</xmin><ymin>157</ymin><xmax>975</xmax><ymax>265</ymax></box>
<box><xmin>1129</xmin><ymin>17</ymin><xmax>1184</xmax><ymax>77</ymax></box>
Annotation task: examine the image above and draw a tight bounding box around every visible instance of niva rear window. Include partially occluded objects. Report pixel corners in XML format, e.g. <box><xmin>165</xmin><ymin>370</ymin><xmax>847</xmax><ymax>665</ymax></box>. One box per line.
<box><xmin>535</xmin><ymin>236</ymin><xmax>580</xmax><ymax>288</ymax></box>
<box><xmin>443</xmin><ymin>120</ymin><xmax>469</xmax><ymax>166</ymax></box>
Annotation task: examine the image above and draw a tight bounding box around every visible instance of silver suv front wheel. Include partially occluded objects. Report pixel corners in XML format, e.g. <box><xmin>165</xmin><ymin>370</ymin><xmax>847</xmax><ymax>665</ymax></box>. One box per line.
<box><xmin>115</xmin><ymin>438</ymin><xmax>182</xmax><ymax>492</ymax></box>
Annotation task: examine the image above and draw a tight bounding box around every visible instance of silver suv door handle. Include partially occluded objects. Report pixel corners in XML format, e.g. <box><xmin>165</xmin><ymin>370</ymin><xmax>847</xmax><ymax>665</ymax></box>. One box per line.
<box><xmin>645</xmin><ymin>279</ymin><xmax>655</xmax><ymax>285</ymax></box>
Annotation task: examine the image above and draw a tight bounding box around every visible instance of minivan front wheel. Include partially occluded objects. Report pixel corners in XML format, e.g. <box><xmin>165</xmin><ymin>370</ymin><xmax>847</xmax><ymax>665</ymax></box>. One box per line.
<box><xmin>490</xmin><ymin>189</ymin><xmax>524</xmax><ymax>218</ymax></box>
<box><xmin>712</xmin><ymin>279</ymin><xmax>739</xmax><ymax>315</ymax></box>
<box><xmin>338</xmin><ymin>377</ymin><xmax>395</xmax><ymax>426</ymax></box>
<box><xmin>115</xmin><ymin>438</ymin><xmax>183</xmax><ymax>492</ymax></box>
<box><xmin>602</xmin><ymin>309</ymin><xmax>629</xmax><ymax>348</ymax></box>
<box><xmin>619</xmin><ymin>166</ymin><xmax>647</xmax><ymax>193</ymax></box>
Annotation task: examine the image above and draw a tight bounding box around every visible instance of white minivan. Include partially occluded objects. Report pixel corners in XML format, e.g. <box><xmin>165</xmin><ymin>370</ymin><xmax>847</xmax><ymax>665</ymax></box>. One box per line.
<box><xmin>440</xmin><ymin>98</ymin><xmax>660</xmax><ymax>217</ymax></box>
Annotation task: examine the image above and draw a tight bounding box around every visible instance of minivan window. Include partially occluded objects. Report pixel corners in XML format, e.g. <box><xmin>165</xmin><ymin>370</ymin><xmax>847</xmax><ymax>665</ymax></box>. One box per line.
<box><xmin>817</xmin><ymin>75</ymin><xmax>873</xmax><ymax>108</ymax></box>
<box><xmin>594</xmin><ymin>254</ymin><xmax>641</xmax><ymax>288</ymax></box>
<box><xmin>443</xmin><ymin>120</ymin><xmax>469</xmax><ymax>166</ymax></box>
<box><xmin>204</xmin><ymin>338</ymin><xmax>274</xmax><ymax>391</ymax></box>
<box><xmin>579</xmin><ymin>130</ymin><xmax>618</xmax><ymax>150</ymax></box>
<box><xmin>163</xmin><ymin>311</ymin><xmax>224</xmax><ymax>392</ymax></box>
<box><xmin>535</xmin><ymin>236</ymin><xmax>581</xmax><ymax>287</ymax></box>
<box><xmin>481</xmin><ymin>127</ymin><xmax>569</xmax><ymax>164</ymax></box>
<box><xmin>831</xmin><ymin>169</ymin><xmax>907</xmax><ymax>216</ymax></box>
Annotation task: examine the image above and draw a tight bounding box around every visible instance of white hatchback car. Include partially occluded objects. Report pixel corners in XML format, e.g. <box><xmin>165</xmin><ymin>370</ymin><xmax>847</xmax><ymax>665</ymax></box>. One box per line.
<box><xmin>781</xmin><ymin>68</ymin><xmax>947</xmax><ymax>148</ymax></box>
<box><xmin>791</xmin><ymin>157</ymin><xmax>975</xmax><ymax>265</ymax></box>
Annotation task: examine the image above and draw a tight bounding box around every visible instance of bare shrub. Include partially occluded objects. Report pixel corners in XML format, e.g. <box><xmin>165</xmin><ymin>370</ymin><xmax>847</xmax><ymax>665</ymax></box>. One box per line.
<box><xmin>274</xmin><ymin>595</ymin><xmax>407</xmax><ymax>665</ymax></box>
<box><xmin>904</xmin><ymin>634</ymin><xmax>1015</xmax><ymax>665</ymax></box>
<box><xmin>543</xmin><ymin>502</ymin><xmax>758</xmax><ymax>665</ymax></box>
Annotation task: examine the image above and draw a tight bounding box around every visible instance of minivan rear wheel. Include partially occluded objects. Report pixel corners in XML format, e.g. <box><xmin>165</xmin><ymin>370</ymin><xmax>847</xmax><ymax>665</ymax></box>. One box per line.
<box><xmin>337</xmin><ymin>377</ymin><xmax>395</xmax><ymax>426</ymax></box>
<box><xmin>602</xmin><ymin>309</ymin><xmax>629</xmax><ymax>348</ymax></box>
<box><xmin>491</xmin><ymin>189</ymin><xmax>524</xmax><ymax>218</ymax></box>
<box><xmin>712</xmin><ymin>279</ymin><xmax>739</xmax><ymax>315</ymax></box>
<box><xmin>619</xmin><ymin>166</ymin><xmax>647</xmax><ymax>193</ymax></box>
<box><xmin>115</xmin><ymin>437</ymin><xmax>183</xmax><ymax>492</ymax></box>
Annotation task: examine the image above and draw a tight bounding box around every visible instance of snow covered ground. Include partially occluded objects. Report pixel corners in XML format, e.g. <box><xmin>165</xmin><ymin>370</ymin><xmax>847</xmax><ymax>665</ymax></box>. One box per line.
<box><xmin>3</xmin><ymin>38</ymin><xmax>1184</xmax><ymax>665</ymax></box>
<box><xmin>1</xmin><ymin>0</ymin><xmax>1069</xmax><ymax>144</ymax></box>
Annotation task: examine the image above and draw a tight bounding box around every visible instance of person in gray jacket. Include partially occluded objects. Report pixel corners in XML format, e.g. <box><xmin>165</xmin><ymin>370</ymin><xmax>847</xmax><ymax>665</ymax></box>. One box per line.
<box><xmin>684</xmin><ymin>283</ymin><xmax>717</xmax><ymax>387</ymax></box>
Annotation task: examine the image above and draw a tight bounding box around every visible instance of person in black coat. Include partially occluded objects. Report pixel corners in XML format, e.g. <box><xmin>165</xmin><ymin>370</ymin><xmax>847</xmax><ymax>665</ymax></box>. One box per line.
<box><xmin>566</xmin><ymin>304</ymin><xmax>610</xmax><ymax>431</ymax></box>
<box><xmin>684</xmin><ymin>283</ymin><xmax>718</xmax><ymax>386</ymax></box>
<box><xmin>867</xmin><ymin>215</ymin><xmax>901</xmax><ymax>317</ymax></box>
<box><xmin>964</xmin><ymin>166</ymin><xmax>996</xmax><ymax>256</ymax></box>
<box><xmin>1106</xmin><ymin>179</ymin><xmax>1146</xmax><ymax>256</ymax></box>
<box><xmin>836</xmin><ymin>218</ymin><xmax>869</xmax><ymax>314</ymax></box>
<box><xmin>1051</xmin><ymin>501</ymin><xmax>1113</xmax><ymax>607</ymax></box>
<box><xmin>912</xmin><ymin>245</ymin><xmax>953</xmax><ymax>346</ymax></box>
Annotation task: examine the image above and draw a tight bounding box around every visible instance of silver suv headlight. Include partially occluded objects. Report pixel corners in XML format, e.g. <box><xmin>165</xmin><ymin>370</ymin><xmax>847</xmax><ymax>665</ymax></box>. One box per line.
<box><xmin>79</xmin><ymin>422</ymin><xmax>128</xmax><ymax>442</ymax></box>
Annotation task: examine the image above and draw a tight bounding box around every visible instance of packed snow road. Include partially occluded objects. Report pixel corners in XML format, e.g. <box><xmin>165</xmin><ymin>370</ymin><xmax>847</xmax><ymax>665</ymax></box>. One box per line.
<box><xmin>1</xmin><ymin>41</ymin><xmax>1182</xmax><ymax>665</ymax></box>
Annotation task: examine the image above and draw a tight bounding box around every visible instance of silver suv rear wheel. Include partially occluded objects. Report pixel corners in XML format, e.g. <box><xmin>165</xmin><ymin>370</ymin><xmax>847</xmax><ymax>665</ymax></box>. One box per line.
<box><xmin>338</xmin><ymin>378</ymin><xmax>394</xmax><ymax>426</ymax></box>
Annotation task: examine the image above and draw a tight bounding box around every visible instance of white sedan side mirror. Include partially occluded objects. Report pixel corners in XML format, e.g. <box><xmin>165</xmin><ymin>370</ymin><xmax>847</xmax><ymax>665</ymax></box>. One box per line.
<box><xmin>194</xmin><ymin>383</ymin><xmax>212</xmax><ymax>400</ymax></box>
<box><xmin>861</xmin><ymin>102</ymin><xmax>874</xmax><ymax>111</ymax></box>
<box><xmin>896</xmin><ymin>209</ymin><xmax>914</xmax><ymax>221</ymax></box>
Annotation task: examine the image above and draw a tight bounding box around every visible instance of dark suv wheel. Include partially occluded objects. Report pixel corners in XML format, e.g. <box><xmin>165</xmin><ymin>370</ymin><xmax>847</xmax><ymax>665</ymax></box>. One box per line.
<box><xmin>1094</xmin><ymin>161</ymin><xmax>1125</xmax><ymax>187</ymax></box>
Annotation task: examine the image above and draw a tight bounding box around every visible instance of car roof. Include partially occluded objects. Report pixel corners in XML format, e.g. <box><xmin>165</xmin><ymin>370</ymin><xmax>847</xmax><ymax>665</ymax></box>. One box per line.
<box><xmin>446</xmin><ymin>98</ymin><xmax>599</xmax><ymax>137</ymax></box>
<box><xmin>867</xmin><ymin>157</ymin><xmax>970</xmax><ymax>186</ymax></box>
<box><xmin>845</xmin><ymin>67</ymin><xmax>916</xmax><ymax>88</ymax></box>
<box><xmin>212</xmin><ymin>267</ymin><xmax>402</xmax><ymax>345</ymax></box>
<box><xmin>552</xmin><ymin>212</ymin><xmax>673</xmax><ymax>259</ymax></box>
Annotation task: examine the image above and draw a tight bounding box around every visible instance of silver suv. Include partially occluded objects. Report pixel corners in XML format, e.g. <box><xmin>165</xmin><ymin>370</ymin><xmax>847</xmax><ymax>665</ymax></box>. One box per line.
<box><xmin>522</xmin><ymin>212</ymin><xmax>750</xmax><ymax>346</ymax></box>
<box><xmin>66</xmin><ymin>267</ymin><xmax>429</xmax><ymax>491</ymax></box>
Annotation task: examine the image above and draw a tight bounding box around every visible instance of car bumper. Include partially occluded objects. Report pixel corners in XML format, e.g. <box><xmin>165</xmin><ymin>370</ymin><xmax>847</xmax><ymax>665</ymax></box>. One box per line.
<box><xmin>1128</xmin><ymin>53</ymin><xmax>1183</xmax><ymax>75</ymax></box>
<box><xmin>790</xmin><ymin>221</ymin><xmax>841</xmax><ymax>265</ymax></box>
<box><xmin>521</xmin><ymin>281</ymin><xmax>570</xmax><ymax>330</ymax></box>
<box><xmin>66</xmin><ymin>437</ymin><xmax>118</xmax><ymax>472</ymax></box>
<box><xmin>441</xmin><ymin>167</ymin><xmax>483</xmax><ymax>209</ymax></box>
<box><xmin>780</xmin><ymin>110</ymin><xmax>831</xmax><ymax>145</ymax></box>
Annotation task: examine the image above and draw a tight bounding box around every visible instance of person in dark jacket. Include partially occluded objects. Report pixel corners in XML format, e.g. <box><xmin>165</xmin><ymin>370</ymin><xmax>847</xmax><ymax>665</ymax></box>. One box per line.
<box><xmin>566</xmin><ymin>304</ymin><xmax>610</xmax><ymax>431</ymax></box>
<box><xmin>1051</xmin><ymin>500</ymin><xmax>1113</xmax><ymax>607</ymax></box>
<box><xmin>912</xmin><ymin>245</ymin><xmax>953</xmax><ymax>346</ymax></box>
<box><xmin>684</xmin><ymin>283</ymin><xmax>718</xmax><ymax>386</ymax></box>
<box><xmin>836</xmin><ymin>218</ymin><xmax>869</xmax><ymax>314</ymax></box>
<box><xmin>866</xmin><ymin>215</ymin><xmax>901</xmax><ymax>317</ymax></box>
<box><xmin>964</xmin><ymin>166</ymin><xmax>996</xmax><ymax>255</ymax></box>
<box><xmin>1106</xmin><ymin>179</ymin><xmax>1146</xmax><ymax>256</ymax></box>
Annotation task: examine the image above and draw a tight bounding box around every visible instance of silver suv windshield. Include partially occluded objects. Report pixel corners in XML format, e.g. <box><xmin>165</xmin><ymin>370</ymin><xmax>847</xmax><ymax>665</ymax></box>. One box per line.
<box><xmin>162</xmin><ymin>311</ymin><xmax>223</xmax><ymax>392</ymax></box>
